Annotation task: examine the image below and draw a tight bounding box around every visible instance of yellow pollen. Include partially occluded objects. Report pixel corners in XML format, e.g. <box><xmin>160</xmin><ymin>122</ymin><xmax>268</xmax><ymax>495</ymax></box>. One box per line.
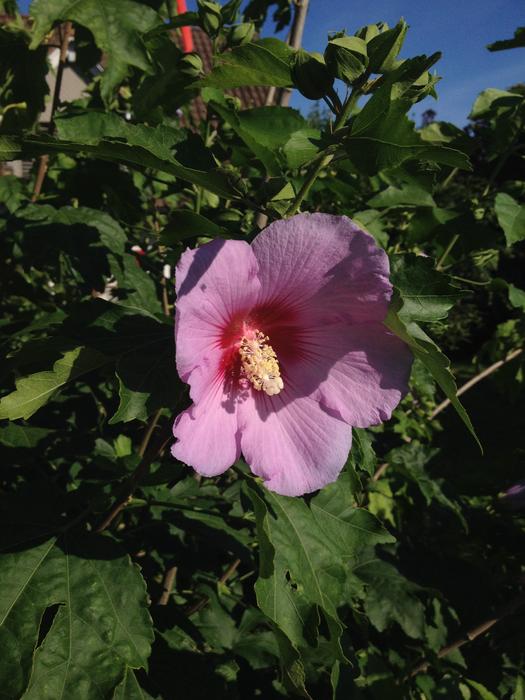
<box><xmin>238</xmin><ymin>330</ymin><xmax>284</xmax><ymax>396</ymax></box>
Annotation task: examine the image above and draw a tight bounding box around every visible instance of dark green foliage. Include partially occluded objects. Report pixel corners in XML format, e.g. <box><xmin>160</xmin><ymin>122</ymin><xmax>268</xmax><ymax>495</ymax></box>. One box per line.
<box><xmin>0</xmin><ymin>4</ymin><xmax>524</xmax><ymax>699</ymax></box>
<box><xmin>0</xmin><ymin>25</ymin><xmax>48</xmax><ymax>132</ymax></box>
<box><xmin>291</xmin><ymin>49</ymin><xmax>333</xmax><ymax>100</ymax></box>
<box><xmin>487</xmin><ymin>27</ymin><xmax>525</xmax><ymax>52</ymax></box>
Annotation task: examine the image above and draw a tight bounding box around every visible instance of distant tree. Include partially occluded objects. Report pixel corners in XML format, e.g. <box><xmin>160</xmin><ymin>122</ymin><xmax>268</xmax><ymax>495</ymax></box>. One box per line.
<box><xmin>420</xmin><ymin>108</ymin><xmax>437</xmax><ymax>127</ymax></box>
<box><xmin>307</xmin><ymin>100</ymin><xmax>331</xmax><ymax>128</ymax></box>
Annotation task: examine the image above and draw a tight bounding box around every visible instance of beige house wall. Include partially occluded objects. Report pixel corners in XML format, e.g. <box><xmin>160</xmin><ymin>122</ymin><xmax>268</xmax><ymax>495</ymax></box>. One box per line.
<box><xmin>41</xmin><ymin>48</ymin><xmax>90</xmax><ymax>122</ymax></box>
<box><xmin>3</xmin><ymin>49</ymin><xmax>89</xmax><ymax>178</ymax></box>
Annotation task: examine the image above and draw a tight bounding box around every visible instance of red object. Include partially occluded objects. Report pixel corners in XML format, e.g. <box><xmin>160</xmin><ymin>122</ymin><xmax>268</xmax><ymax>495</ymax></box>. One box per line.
<box><xmin>177</xmin><ymin>0</ymin><xmax>194</xmax><ymax>52</ymax></box>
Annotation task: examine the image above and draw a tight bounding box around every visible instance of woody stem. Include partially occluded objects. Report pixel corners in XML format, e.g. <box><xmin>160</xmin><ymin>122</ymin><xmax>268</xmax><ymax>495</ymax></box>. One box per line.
<box><xmin>32</xmin><ymin>21</ymin><xmax>73</xmax><ymax>202</ymax></box>
<box><xmin>285</xmin><ymin>89</ymin><xmax>360</xmax><ymax>217</ymax></box>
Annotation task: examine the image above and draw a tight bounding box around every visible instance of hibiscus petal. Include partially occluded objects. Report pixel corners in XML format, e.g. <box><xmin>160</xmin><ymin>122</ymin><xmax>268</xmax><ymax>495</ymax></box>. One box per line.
<box><xmin>172</xmin><ymin>376</ymin><xmax>241</xmax><ymax>476</ymax></box>
<box><xmin>238</xmin><ymin>392</ymin><xmax>352</xmax><ymax>496</ymax></box>
<box><xmin>292</xmin><ymin>323</ymin><xmax>412</xmax><ymax>427</ymax></box>
<box><xmin>252</xmin><ymin>213</ymin><xmax>392</xmax><ymax>324</ymax></box>
<box><xmin>175</xmin><ymin>239</ymin><xmax>261</xmax><ymax>397</ymax></box>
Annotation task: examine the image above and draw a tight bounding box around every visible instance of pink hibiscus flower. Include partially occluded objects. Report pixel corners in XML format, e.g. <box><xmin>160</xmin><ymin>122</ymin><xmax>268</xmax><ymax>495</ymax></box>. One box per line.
<box><xmin>171</xmin><ymin>213</ymin><xmax>412</xmax><ymax>496</ymax></box>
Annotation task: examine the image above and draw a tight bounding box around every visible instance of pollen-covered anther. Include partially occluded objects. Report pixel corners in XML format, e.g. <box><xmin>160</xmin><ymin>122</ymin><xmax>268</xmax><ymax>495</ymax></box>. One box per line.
<box><xmin>238</xmin><ymin>330</ymin><xmax>284</xmax><ymax>396</ymax></box>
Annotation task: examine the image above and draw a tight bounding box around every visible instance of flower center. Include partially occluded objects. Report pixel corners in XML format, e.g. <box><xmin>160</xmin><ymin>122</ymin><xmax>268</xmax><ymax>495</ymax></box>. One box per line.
<box><xmin>238</xmin><ymin>330</ymin><xmax>284</xmax><ymax>396</ymax></box>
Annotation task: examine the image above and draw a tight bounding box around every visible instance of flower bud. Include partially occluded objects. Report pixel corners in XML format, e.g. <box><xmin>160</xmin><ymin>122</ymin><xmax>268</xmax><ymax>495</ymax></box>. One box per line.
<box><xmin>227</xmin><ymin>22</ymin><xmax>256</xmax><ymax>47</ymax></box>
<box><xmin>221</xmin><ymin>0</ymin><xmax>242</xmax><ymax>25</ymax></box>
<box><xmin>179</xmin><ymin>52</ymin><xmax>204</xmax><ymax>77</ymax></box>
<box><xmin>367</xmin><ymin>19</ymin><xmax>408</xmax><ymax>73</ymax></box>
<box><xmin>291</xmin><ymin>49</ymin><xmax>334</xmax><ymax>100</ymax></box>
<box><xmin>354</xmin><ymin>23</ymin><xmax>385</xmax><ymax>42</ymax></box>
<box><xmin>404</xmin><ymin>69</ymin><xmax>438</xmax><ymax>102</ymax></box>
<box><xmin>324</xmin><ymin>34</ymin><xmax>368</xmax><ymax>84</ymax></box>
<box><xmin>197</xmin><ymin>0</ymin><xmax>223</xmax><ymax>37</ymax></box>
<box><xmin>215</xmin><ymin>208</ymin><xmax>243</xmax><ymax>223</ymax></box>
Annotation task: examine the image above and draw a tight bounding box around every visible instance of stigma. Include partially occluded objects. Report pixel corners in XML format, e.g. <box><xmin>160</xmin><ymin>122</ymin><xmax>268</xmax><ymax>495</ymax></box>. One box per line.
<box><xmin>238</xmin><ymin>330</ymin><xmax>284</xmax><ymax>396</ymax></box>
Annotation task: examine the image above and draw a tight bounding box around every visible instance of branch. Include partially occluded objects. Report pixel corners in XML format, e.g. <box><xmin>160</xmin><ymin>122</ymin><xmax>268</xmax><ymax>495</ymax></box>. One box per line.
<box><xmin>138</xmin><ymin>407</ymin><xmax>163</xmax><ymax>457</ymax></box>
<box><xmin>372</xmin><ymin>462</ymin><xmax>388</xmax><ymax>481</ymax></box>
<box><xmin>373</xmin><ymin>348</ymin><xmax>523</xmax><ymax>482</ymax></box>
<box><xmin>408</xmin><ymin>591</ymin><xmax>525</xmax><ymax>678</ymax></box>
<box><xmin>285</xmin><ymin>89</ymin><xmax>360</xmax><ymax>217</ymax></box>
<box><xmin>184</xmin><ymin>558</ymin><xmax>241</xmax><ymax>616</ymax></box>
<box><xmin>430</xmin><ymin>347</ymin><xmax>523</xmax><ymax>419</ymax></box>
<box><xmin>94</xmin><ymin>420</ymin><xmax>172</xmax><ymax>533</ymax></box>
<box><xmin>32</xmin><ymin>21</ymin><xmax>73</xmax><ymax>202</ymax></box>
<box><xmin>158</xmin><ymin>565</ymin><xmax>178</xmax><ymax>605</ymax></box>
<box><xmin>255</xmin><ymin>0</ymin><xmax>310</xmax><ymax>230</ymax></box>
<box><xmin>278</xmin><ymin>0</ymin><xmax>310</xmax><ymax>108</ymax></box>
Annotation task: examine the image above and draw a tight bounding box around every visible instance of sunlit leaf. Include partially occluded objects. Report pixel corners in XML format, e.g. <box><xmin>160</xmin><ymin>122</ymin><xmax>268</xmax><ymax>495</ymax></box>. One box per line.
<box><xmin>200</xmin><ymin>39</ymin><xmax>293</xmax><ymax>88</ymax></box>
<box><xmin>495</xmin><ymin>192</ymin><xmax>525</xmax><ymax>245</ymax></box>
<box><xmin>0</xmin><ymin>347</ymin><xmax>108</xmax><ymax>421</ymax></box>
<box><xmin>30</xmin><ymin>0</ymin><xmax>161</xmax><ymax>104</ymax></box>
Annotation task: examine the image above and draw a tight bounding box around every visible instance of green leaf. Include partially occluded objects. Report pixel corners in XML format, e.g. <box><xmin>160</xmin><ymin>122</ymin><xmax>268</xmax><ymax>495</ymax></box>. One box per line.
<box><xmin>247</xmin><ymin>481</ymin><xmax>327</xmax><ymax>655</ymax></box>
<box><xmin>390</xmin><ymin>254</ymin><xmax>464</xmax><ymax>322</ymax></box>
<box><xmin>406</xmin><ymin>206</ymin><xmax>460</xmax><ymax>245</ymax></box>
<box><xmin>324</xmin><ymin>35</ymin><xmax>368</xmax><ymax>84</ymax></box>
<box><xmin>0</xmin><ymin>423</ymin><xmax>51</xmax><ymax>448</ymax></box>
<box><xmin>200</xmin><ymin>39</ymin><xmax>293</xmax><ymax>88</ymax></box>
<box><xmin>352</xmin><ymin>209</ymin><xmax>388</xmax><ymax>247</ymax></box>
<box><xmin>15</xmin><ymin>203</ymin><xmax>160</xmax><ymax>315</ymax></box>
<box><xmin>1</xmin><ymin>112</ymin><xmax>241</xmax><ymax>199</ymax></box>
<box><xmin>283</xmin><ymin>128</ymin><xmax>320</xmax><ymax>169</ymax></box>
<box><xmin>63</xmin><ymin>304</ymin><xmax>177</xmax><ymax>423</ymax></box>
<box><xmin>347</xmin><ymin>101</ymin><xmax>471</xmax><ymax>175</ymax></box>
<box><xmin>367</xmin><ymin>19</ymin><xmax>408</xmax><ymax>73</ymax></box>
<box><xmin>113</xmin><ymin>668</ymin><xmax>155</xmax><ymax>699</ymax></box>
<box><xmin>274</xmin><ymin>630</ymin><xmax>311</xmax><ymax>699</ymax></box>
<box><xmin>246</xmin><ymin>473</ymin><xmax>392</xmax><ymax>662</ymax></box>
<box><xmin>367</xmin><ymin>184</ymin><xmax>436</xmax><ymax>208</ymax></box>
<box><xmin>110</xmin><ymin>254</ymin><xmax>162</xmax><ymax>316</ymax></box>
<box><xmin>20</xmin><ymin>203</ymin><xmax>127</xmax><ymax>254</ymax></box>
<box><xmin>495</xmin><ymin>192</ymin><xmax>525</xmax><ymax>245</ymax></box>
<box><xmin>232</xmin><ymin>106</ymin><xmax>306</xmax><ymax>153</ymax></box>
<box><xmin>14</xmin><ymin>538</ymin><xmax>152</xmax><ymax>698</ymax></box>
<box><xmin>0</xmin><ymin>347</ymin><xmax>108</xmax><ymax>421</ymax></box>
<box><xmin>385</xmin><ymin>296</ymin><xmax>481</xmax><ymax>450</ymax></box>
<box><xmin>0</xmin><ymin>174</ymin><xmax>25</xmax><ymax>212</ymax></box>
<box><xmin>310</xmin><ymin>476</ymin><xmax>394</xmax><ymax>556</ymax></box>
<box><xmin>356</xmin><ymin>559</ymin><xmax>426</xmax><ymax>638</ymax></box>
<box><xmin>210</xmin><ymin>103</ymin><xmax>307</xmax><ymax>176</ymax></box>
<box><xmin>110</xmin><ymin>341</ymin><xmax>179</xmax><ymax>424</ymax></box>
<box><xmin>464</xmin><ymin>679</ymin><xmax>499</xmax><ymax>700</ymax></box>
<box><xmin>30</xmin><ymin>0</ymin><xmax>161</xmax><ymax>104</ymax></box>
<box><xmin>420</xmin><ymin>120</ymin><xmax>474</xmax><ymax>153</ymax></box>
<box><xmin>350</xmin><ymin>428</ymin><xmax>377</xmax><ymax>476</ymax></box>
<box><xmin>469</xmin><ymin>88</ymin><xmax>523</xmax><ymax>119</ymax></box>
<box><xmin>351</xmin><ymin>53</ymin><xmax>442</xmax><ymax>136</ymax></box>
<box><xmin>388</xmin><ymin>443</ymin><xmax>467</xmax><ymax>528</ymax></box>
<box><xmin>487</xmin><ymin>27</ymin><xmax>525</xmax><ymax>52</ymax></box>
<box><xmin>508</xmin><ymin>283</ymin><xmax>525</xmax><ymax>311</ymax></box>
<box><xmin>513</xmin><ymin>676</ymin><xmax>525</xmax><ymax>700</ymax></box>
<box><xmin>0</xmin><ymin>134</ymin><xmax>25</xmax><ymax>160</ymax></box>
<box><xmin>0</xmin><ymin>486</ymin><xmax>153</xmax><ymax>700</ymax></box>
<box><xmin>160</xmin><ymin>210</ymin><xmax>223</xmax><ymax>244</ymax></box>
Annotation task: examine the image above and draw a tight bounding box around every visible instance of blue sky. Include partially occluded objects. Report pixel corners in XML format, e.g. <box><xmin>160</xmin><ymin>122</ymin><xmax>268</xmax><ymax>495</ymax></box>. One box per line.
<box><xmin>280</xmin><ymin>0</ymin><xmax>525</xmax><ymax>125</ymax></box>
<box><xmin>19</xmin><ymin>0</ymin><xmax>524</xmax><ymax>126</ymax></box>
